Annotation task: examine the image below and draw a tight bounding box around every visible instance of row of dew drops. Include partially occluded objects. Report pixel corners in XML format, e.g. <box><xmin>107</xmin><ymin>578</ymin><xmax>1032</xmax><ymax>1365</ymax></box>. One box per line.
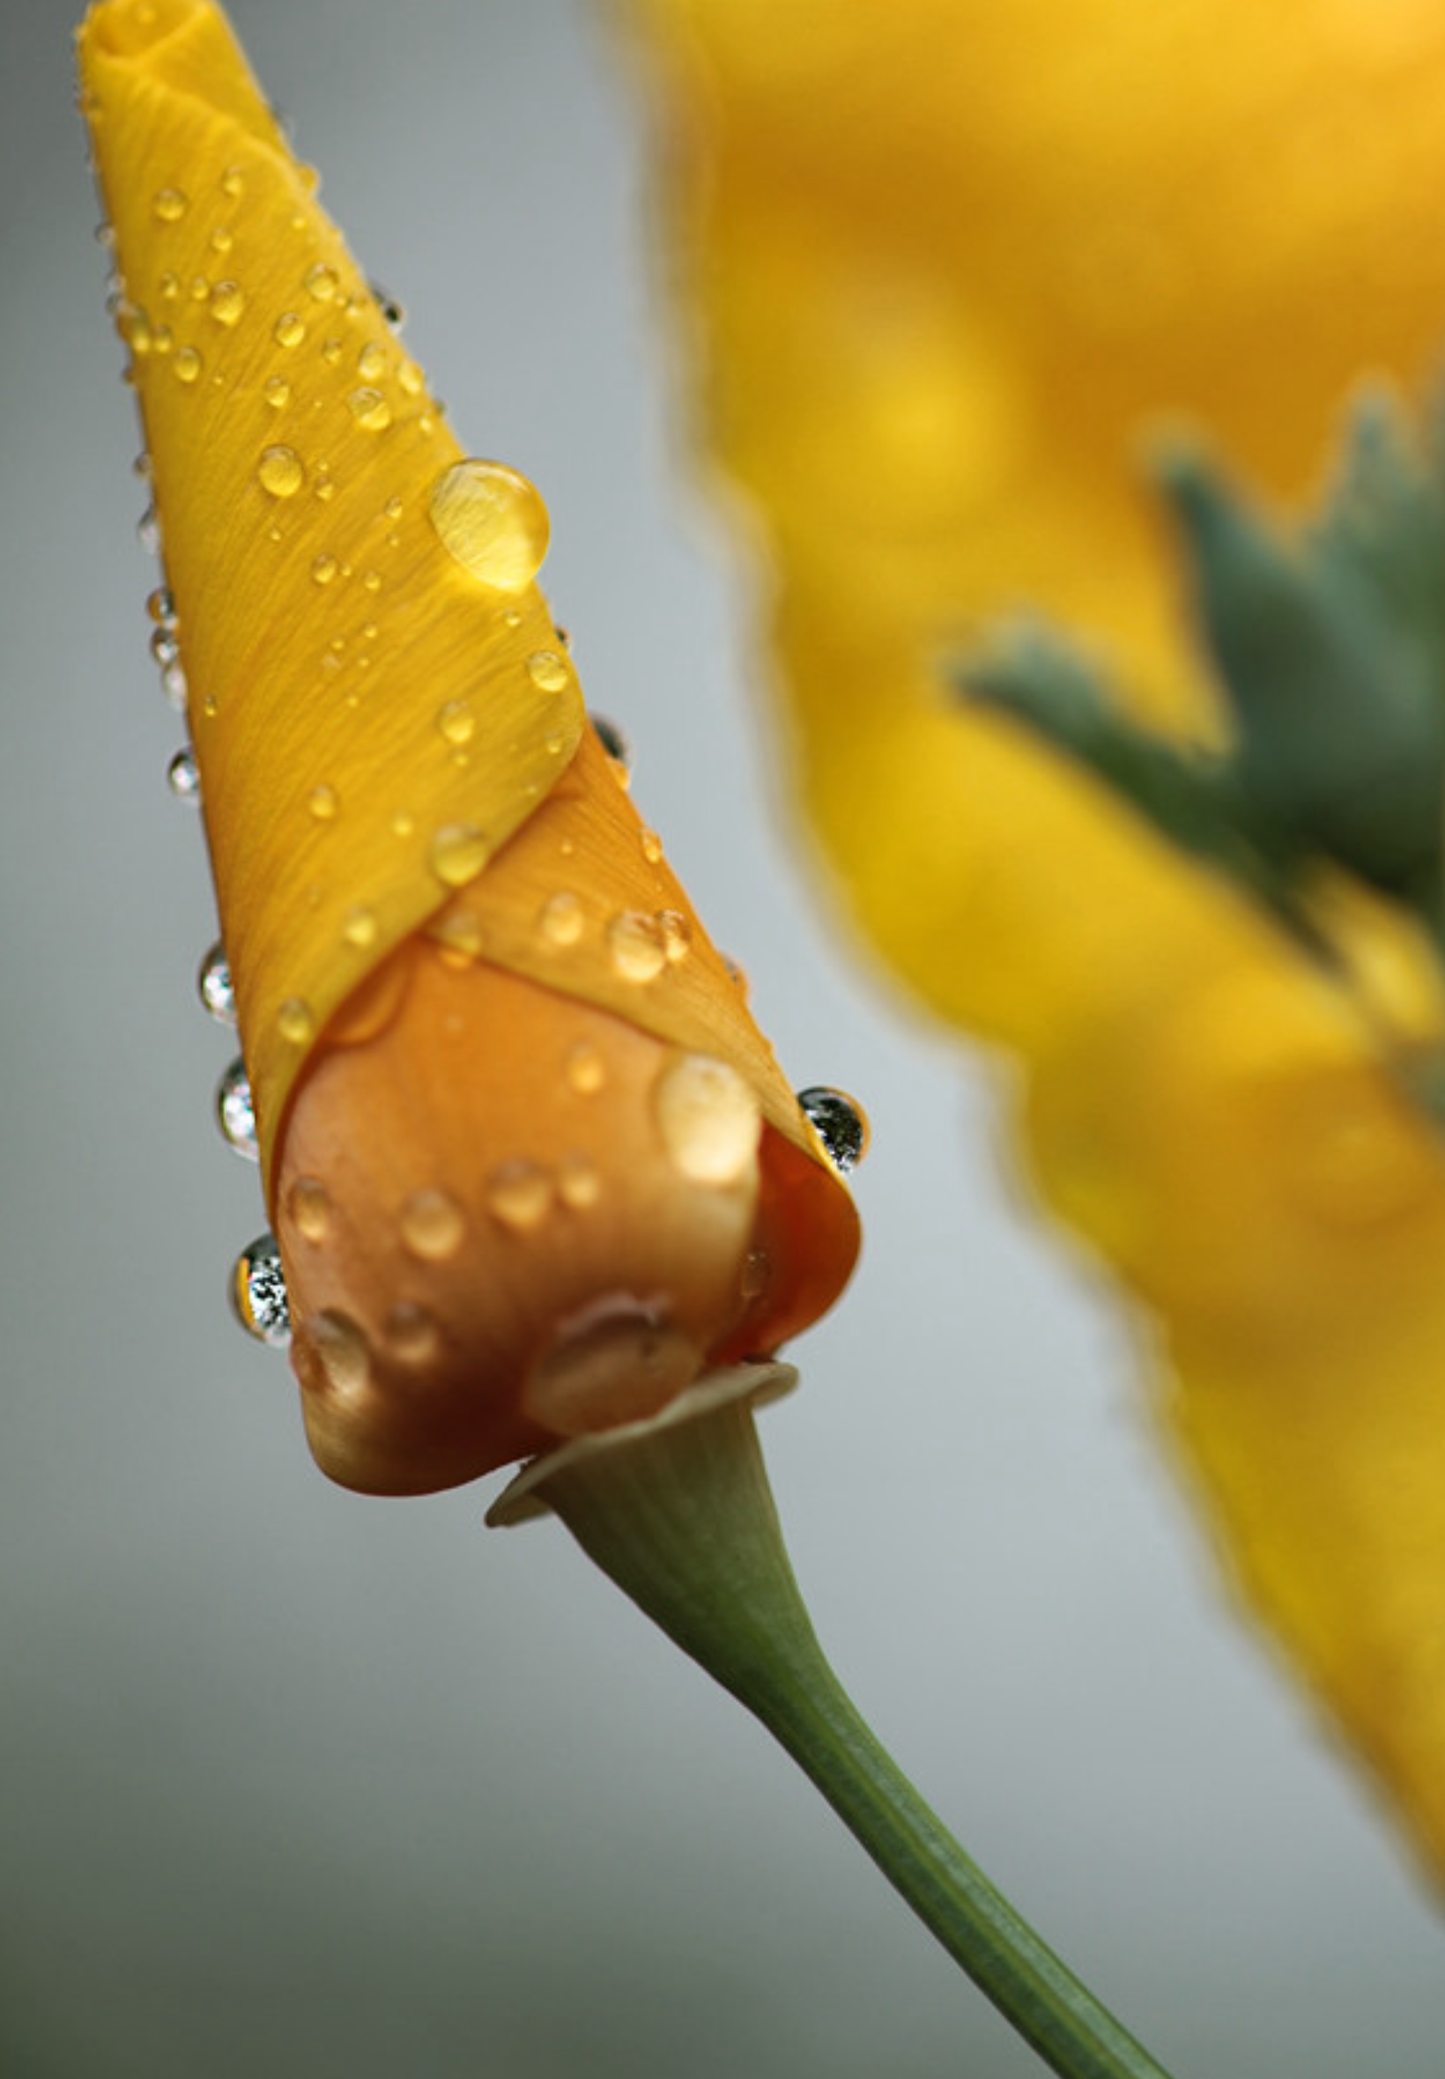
<box><xmin>121</xmin><ymin>266</ymin><xmax>867</xmax><ymax>1353</ymax></box>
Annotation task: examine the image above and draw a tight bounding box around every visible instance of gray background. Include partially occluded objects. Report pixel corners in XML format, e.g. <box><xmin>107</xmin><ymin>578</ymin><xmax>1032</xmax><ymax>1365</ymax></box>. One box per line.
<box><xmin>5</xmin><ymin>3</ymin><xmax>1444</xmax><ymax>2074</ymax></box>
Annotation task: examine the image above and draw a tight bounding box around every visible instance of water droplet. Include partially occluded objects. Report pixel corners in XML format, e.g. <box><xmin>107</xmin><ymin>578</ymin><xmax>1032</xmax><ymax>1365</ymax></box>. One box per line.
<box><xmin>186</xmin><ymin>276</ymin><xmax>209</xmax><ymax>303</ymax></box>
<box><xmin>657</xmin><ymin>909</ymin><xmax>691</xmax><ymax>965</ymax></box>
<box><xmin>557</xmin><ymin>1152</ymin><xmax>601</xmax><ymax>1211</ymax></box>
<box><xmin>524</xmin><ymin>1305</ymin><xmax>697</xmax><ymax>1435</ymax></box>
<box><xmin>640</xmin><ymin>828</ymin><xmax>663</xmax><ymax>865</ymax></box>
<box><xmin>400</xmin><ymin>1186</ymin><xmax>466</xmax><ymax>1261</ymax></box>
<box><xmin>264</xmin><ymin>375</ymin><xmax>291</xmax><ymax>410</ymax></box>
<box><xmin>434</xmin><ymin>699</ymin><xmax>474</xmax><ymax>747</ymax></box>
<box><xmin>341</xmin><ymin>904</ymin><xmax>377</xmax><ymax>949</ymax></box>
<box><xmin>136</xmin><ymin>506</ymin><xmax>161</xmax><ymax>553</ymax></box>
<box><xmin>383</xmin><ymin>495</ymin><xmax>404</xmax><ymax>522</ymax></box>
<box><xmin>157</xmin><ymin>271</ymin><xmax>180</xmax><ymax>303</ymax></box>
<box><xmin>741</xmin><ymin>1248</ymin><xmax>772</xmax><ymax>1301</ymax></box>
<box><xmin>309</xmin><ymin>553</ymin><xmax>338</xmax><ymax>588</ymax></box>
<box><xmin>305</xmin><ymin>262</ymin><xmax>339</xmax><ymax>303</ymax></box>
<box><xmin>173</xmin><ymin>345</ymin><xmax>202</xmax><ymax>384</ymax></box>
<box><xmin>146</xmin><ymin>586</ymin><xmax>176</xmax><ymax>625</ymax></box>
<box><xmin>357</xmin><ymin>341</ymin><xmax>387</xmax><ymax>381</ymax></box>
<box><xmin>209</xmin><ymin>280</ymin><xmax>244</xmax><ymax>326</ymax></box>
<box><xmin>197</xmin><ymin>941</ymin><xmax>236</xmax><ymax>1024</ymax></box>
<box><xmin>654</xmin><ymin>1054</ymin><xmax>761</xmax><ymax>1186</ymax></box>
<box><xmin>797</xmin><ymin>1086</ymin><xmax>870</xmax><ymax>1174</ymax></box>
<box><xmin>276</xmin><ymin>997</ymin><xmax>315</xmax><ymax>1047</ymax></box>
<box><xmin>486</xmin><ymin>1159</ymin><xmax>553</xmax><ymax>1233</ymax></box>
<box><xmin>150</xmin><ymin>627</ymin><xmax>180</xmax><ymax>669</ymax></box>
<box><xmin>540</xmin><ymin>890</ymin><xmax>585</xmax><ymax>947</ymax></box>
<box><xmin>398</xmin><ymin>359</ymin><xmax>424</xmax><ymax>396</ymax></box>
<box><xmin>287</xmin><ymin>1175</ymin><xmax>331</xmax><ymax>1244</ymax></box>
<box><xmin>431</xmin><ymin>907</ymin><xmax>484</xmax><ymax>962</ymax></box>
<box><xmin>320</xmin><ymin>336</ymin><xmax>343</xmax><ymax>367</ymax></box>
<box><xmin>384</xmin><ymin>1301</ymin><xmax>440</xmax><ymax>1365</ymax></box>
<box><xmin>370</xmin><ymin>283</ymin><xmax>406</xmax><ymax>330</ymax></box>
<box><xmin>220</xmin><ymin>165</ymin><xmax>245</xmax><ymax>198</ymax></box>
<box><xmin>216</xmin><ymin>1057</ymin><xmax>259</xmax><ymax>1160</ymax></box>
<box><xmin>391</xmin><ymin>809</ymin><xmax>415</xmax><ymax>839</ymax></box>
<box><xmin>166</xmin><ymin>747</ymin><xmax>200</xmax><ymax>801</ymax></box>
<box><xmin>607</xmin><ymin>909</ymin><xmax>667</xmax><ymax>983</ymax></box>
<box><xmin>231</xmin><ymin>1233</ymin><xmax>290</xmax><ymax>1345</ymax></box>
<box><xmin>152</xmin><ymin>186</ymin><xmax>188</xmax><ymax>222</ymax></box>
<box><xmin>527</xmin><ymin>650</ymin><xmax>569</xmax><ymax>694</ymax></box>
<box><xmin>590</xmin><ymin>714</ymin><xmax>631</xmax><ymax>766</ymax></box>
<box><xmin>160</xmin><ymin>661</ymin><xmax>188</xmax><ymax>710</ymax></box>
<box><xmin>309</xmin><ymin>1309</ymin><xmax>370</xmax><ymax>1397</ymax></box>
<box><xmin>429</xmin><ymin>822</ymin><xmax>489</xmax><ymax>887</ymax></box>
<box><xmin>307</xmin><ymin>782</ymin><xmax>338</xmax><ymax>823</ymax></box>
<box><xmin>428</xmin><ymin>459</ymin><xmax>549</xmax><ymax>592</ymax></box>
<box><xmin>257</xmin><ymin>445</ymin><xmax>304</xmax><ymax>499</ymax></box>
<box><xmin>209</xmin><ymin>224</ymin><xmax>234</xmax><ymax>254</ymax></box>
<box><xmin>348</xmin><ymin>386</ymin><xmax>391</xmax><ymax>431</ymax></box>
<box><xmin>273</xmin><ymin>311</ymin><xmax>305</xmax><ymax>348</ymax></box>
<box><xmin>565</xmin><ymin>1042</ymin><xmax>606</xmax><ymax>1096</ymax></box>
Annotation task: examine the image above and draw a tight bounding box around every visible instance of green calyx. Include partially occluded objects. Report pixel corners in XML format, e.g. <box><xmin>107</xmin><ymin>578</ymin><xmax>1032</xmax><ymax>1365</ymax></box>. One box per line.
<box><xmin>960</xmin><ymin>389</ymin><xmax>1445</xmax><ymax>948</ymax></box>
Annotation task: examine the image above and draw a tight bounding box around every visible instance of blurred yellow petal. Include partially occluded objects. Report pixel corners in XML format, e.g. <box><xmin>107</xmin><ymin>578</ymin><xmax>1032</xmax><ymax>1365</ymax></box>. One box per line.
<box><xmin>82</xmin><ymin>0</ymin><xmax>859</xmax><ymax>1490</ymax></box>
<box><xmin>623</xmin><ymin>0</ymin><xmax>1445</xmax><ymax>1879</ymax></box>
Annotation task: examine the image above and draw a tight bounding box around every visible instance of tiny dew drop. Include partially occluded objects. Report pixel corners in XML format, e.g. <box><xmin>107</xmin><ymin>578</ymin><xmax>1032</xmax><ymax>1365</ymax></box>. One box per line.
<box><xmin>527</xmin><ymin>650</ymin><xmax>569</xmax><ymax>694</ymax></box>
<box><xmin>152</xmin><ymin>186</ymin><xmax>188</xmax><ymax>222</ymax></box>
<box><xmin>540</xmin><ymin>890</ymin><xmax>585</xmax><ymax>948</ymax></box>
<box><xmin>219</xmin><ymin>165</ymin><xmax>245</xmax><ymax>198</ymax></box>
<box><xmin>160</xmin><ymin>660</ymin><xmax>188</xmax><ymax>710</ymax></box>
<box><xmin>304</xmin><ymin>262</ymin><xmax>339</xmax><ymax>303</ymax></box>
<box><xmin>197</xmin><ymin>941</ymin><xmax>236</xmax><ymax>1024</ymax></box>
<box><xmin>485</xmin><ymin>1159</ymin><xmax>553</xmax><ymax>1233</ymax></box>
<box><xmin>357</xmin><ymin>341</ymin><xmax>387</xmax><ymax>381</ymax></box>
<box><xmin>341</xmin><ymin>903</ymin><xmax>377</xmax><ymax>949</ymax></box>
<box><xmin>276</xmin><ymin>997</ymin><xmax>315</xmax><ymax>1047</ymax></box>
<box><xmin>146</xmin><ymin>586</ymin><xmax>176</xmax><ymax>625</ymax></box>
<box><xmin>400</xmin><ymin>1186</ymin><xmax>466</xmax><ymax>1261</ymax></box>
<box><xmin>166</xmin><ymin>747</ymin><xmax>200</xmax><ymax>801</ymax></box>
<box><xmin>173</xmin><ymin>345</ymin><xmax>203</xmax><ymax>384</ymax></box>
<box><xmin>590</xmin><ymin>714</ymin><xmax>631</xmax><ymax>767</ymax></box>
<box><xmin>231</xmin><ymin>1232</ymin><xmax>291</xmax><ymax>1346</ymax></box>
<box><xmin>150</xmin><ymin>627</ymin><xmax>180</xmax><ymax>669</ymax></box>
<box><xmin>657</xmin><ymin>908</ymin><xmax>691</xmax><ymax>965</ymax></box>
<box><xmin>264</xmin><ymin>376</ymin><xmax>291</xmax><ymax>410</ymax></box>
<box><xmin>136</xmin><ymin>506</ymin><xmax>161</xmax><ymax>552</ymax></box>
<box><xmin>607</xmin><ymin>909</ymin><xmax>667</xmax><ymax>984</ymax></box>
<box><xmin>564</xmin><ymin>1041</ymin><xmax>606</xmax><ymax>1096</ymax></box>
<box><xmin>348</xmin><ymin>386</ymin><xmax>391</xmax><ymax>431</ymax></box>
<box><xmin>436</xmin><ymin>699</ymin><xmax>475</xmax><ymax>747</ymax></box>
<box><xmin>307</xmin><ymin>782</ymin><xmax>339</xmax><ymax>820</ymax></box>
<box><xmin>287</xmin><ymin>1175</ymin><xmax>332</xmax><ymax>1244</ymax></box>
<box><xmin>257</xmin><ymin>445</ymin><xmax>304</xmax><ymax>498</ymax></box>
<box><xmin>310</xmin><ymin>553</ymin><xmax>338</xmax><ymax>587</ymax></box>
<box><xmin>557</xmin><ymin>1152</ymin><xmax>601</xmax><ymax>1211</ymax></box>
<box><xmin>216</xmin><ymin>1057</ymin><xmax>259</xmax><ymax>1160</ymax></box>
<box><xmin>797</xmin><ymin>1086</ymin><xmax>870</xmax><ymax>1174</ymax></box>
<box><xmin>273</xmin><ymin>311</ymin><xmax>305</xmax><ymax>348</ymax></box>
<box><xmin>429</xmin><ymin>821</ymin><xmax>489</xmax><ymax>887</ymax></box>
<box><xmin>640</xmin><ymin>828</ymin><xmax>663</xmax><ymax>865</ymax></box>
<box><xmin>428</xmin><ymin>459</ymin><xmax>549</xmax><ymax>592</ymax></box>
<box><xmin>209</xmin><ymin>280</ymin><xmax>245</xmax><ymax>326</ymax></box>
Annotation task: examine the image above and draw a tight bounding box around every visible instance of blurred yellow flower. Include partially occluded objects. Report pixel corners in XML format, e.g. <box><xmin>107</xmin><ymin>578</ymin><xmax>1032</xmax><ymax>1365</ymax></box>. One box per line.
<box><xmin>80</xmin><ymin>0</ymin><xmax>858</xmax><ymax>1494</ymax></box>
<box><xmin>622</xmin><ymin>0</ymin><xmax>1445</xmax><ymax>1879</ymax></box>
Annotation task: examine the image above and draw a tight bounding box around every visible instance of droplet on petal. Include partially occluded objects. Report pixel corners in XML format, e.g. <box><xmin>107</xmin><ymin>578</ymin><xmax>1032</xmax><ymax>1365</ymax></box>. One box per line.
<box><xmin>257</xmin><ymin>445</ymin><xmax>304</xmax><ymax>498</ymax></box>
<box><xmin>653</xmin><ymin>1053</ymin><xmax>761</xmax><ymax>1186</ymax></box>
<box><xmin>288</xmin><ymin>1175</ymin><xmax>332</xmax><ymax>1243</ymax></box>
<box><xmin>166</xmin><ymin>747</ymin><xmax>200</xmax><ymax>800</ymax></box>
<box><xmin>400</xmin><ymin>1186</ymin><xmax>466</xmax><ymax>1261</ymax></box>
<box><xmin>216</xmin><ymin>1057</ymin><xmax>259</xmax><ymax>1160</ymax></box>
<box><xmin>797</xmin><ymin>1086</ymin><xmax>870</xmax><ymax>1174</ymax></box>
<box><xmin>197</xmin><ymin>941</ymin><xmax>236</xmax><ymax>1024</ymax></box>
<box><xmin>429</xmin><ymin>822</ymin><xmax>489</xmax><ymax>887</ymax></box>
<box><xmin>486</xmin><ymin>1159</ymin><xmax>554</xmax><ymax>1233</ymax></box>
<box><xmin>232</xmin><ymin>1232</ymin><xmax>290</xmax><ymax>1346</ymax></box>
<box><xmin>428</xmin><ymin>458</ymin><xmax>549</xmax><ymax>591</ymax></box>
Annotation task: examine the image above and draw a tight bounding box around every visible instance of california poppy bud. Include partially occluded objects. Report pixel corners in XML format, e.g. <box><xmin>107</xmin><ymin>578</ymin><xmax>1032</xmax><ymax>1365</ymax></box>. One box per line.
<box><xmin>80</xmin><ymin>0</ymin><xmax>860</xmax><ymax>1493</ymax></box>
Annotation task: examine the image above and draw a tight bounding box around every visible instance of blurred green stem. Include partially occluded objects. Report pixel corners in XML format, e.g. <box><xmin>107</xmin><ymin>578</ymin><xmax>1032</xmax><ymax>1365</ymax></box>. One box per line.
<box><xmin>518</xmin><ymin>1391</ymin><xmax>1177</xmax><ymax>2079</ymax></box>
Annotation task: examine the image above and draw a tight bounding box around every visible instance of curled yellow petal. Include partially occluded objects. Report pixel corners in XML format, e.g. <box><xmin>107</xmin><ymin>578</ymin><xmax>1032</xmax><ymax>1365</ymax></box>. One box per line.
<box><xmin>82</xmin><ymin>0</ymin><xmax>860</xmax><ymax>1490</ymax></box>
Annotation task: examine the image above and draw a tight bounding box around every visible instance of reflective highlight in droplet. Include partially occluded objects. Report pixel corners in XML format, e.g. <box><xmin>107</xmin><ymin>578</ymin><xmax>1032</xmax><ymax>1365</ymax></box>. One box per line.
<box><xmin>231</xmin><ymin>1232</ymin><xmax>290</xmax><ymax>1346</ymax></box>
<box><xmin>348</xmin><ymin>386</ymin><xmax>391</xmax><ymax>431</ymax></box>
<box><xmin>527</xmin><ymin>650</ymin><xmax>569</xmax><ymax>694</ymax></box>
<box><xmin>273</xmin><ymin>311</ymin><xmax>305</xmax><ymax>348</ymax></box>
<box><xmin>428</xmin><ymin>459</ymin><xmax>549</xmax><ymax>592</ymax></box>
<box><xmin>608</xmin><ymin>910</ymin><xmax>667</xmax><ymax>983</ymax></box>
<box><xmin>197</xmin><ymin>941</ymin><xmax>236</xmax><ymax>1025</ymax></box>
<box><xmin>167</xmin><ymin>748</ymin><xmax>200</xmax><ymax>801</ymax></box>
<box><xmin>653</xmin><ymin>1054</ymin><xmax>761</xmax><ymax>1186</ymax></box>
<box><xmin>436</xmin><ymin>699</ymin><xmax>475</xmax><ymax>747</ymax></box>
<box><xmin>216</xmin><ymin>1057</ymin><xmax>259</xmax><ymax>1160</ymax></box>
<box><xmin>796</xmin><ymin>1086</ymin><xmax>870</xmax><ymax>1174</ymax></box>
<box><xmin>429</xmin><ymin>822</ymin><xmax>489</xmax><ymax>887</ymax></box>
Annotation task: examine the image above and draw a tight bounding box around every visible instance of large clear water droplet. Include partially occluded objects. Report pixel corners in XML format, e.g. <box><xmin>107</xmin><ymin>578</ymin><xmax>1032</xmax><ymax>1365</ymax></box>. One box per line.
<box><xmin>797</xmin><ymin>1086</ymin><xmax>869</xmax><ymax>1174</ymax></box>
<box><xmin>428</xmin><ymin>459</ymin><xmax>549</xmax><ymax>592</ymax></box>
<box><xmin>654</xmin><ymin>1053</ymin><xmax>761</xmax><ymax>1185</ymax></box>
<box><xmin>216</xmin><ymin>1057</ymin><xmax>259</xmax><ymax>1160</ymax></box>
<box><xmin>197</xmin><ymin>941</ymin><xmax>236</xmax><ymax>1024</ymax></box>
<box><xmin>231</xmin><ymin>1232</ymin><xmax>290</xmax><ymax>1346</ymax></box>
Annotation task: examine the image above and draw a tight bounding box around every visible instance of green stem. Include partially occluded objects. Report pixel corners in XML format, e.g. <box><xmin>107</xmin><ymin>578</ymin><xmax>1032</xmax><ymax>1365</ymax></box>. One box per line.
<box><xmin>497</xmin><ymin>1382</ymin><xmax>1177</xmax><ymax>2079</ymax></box>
